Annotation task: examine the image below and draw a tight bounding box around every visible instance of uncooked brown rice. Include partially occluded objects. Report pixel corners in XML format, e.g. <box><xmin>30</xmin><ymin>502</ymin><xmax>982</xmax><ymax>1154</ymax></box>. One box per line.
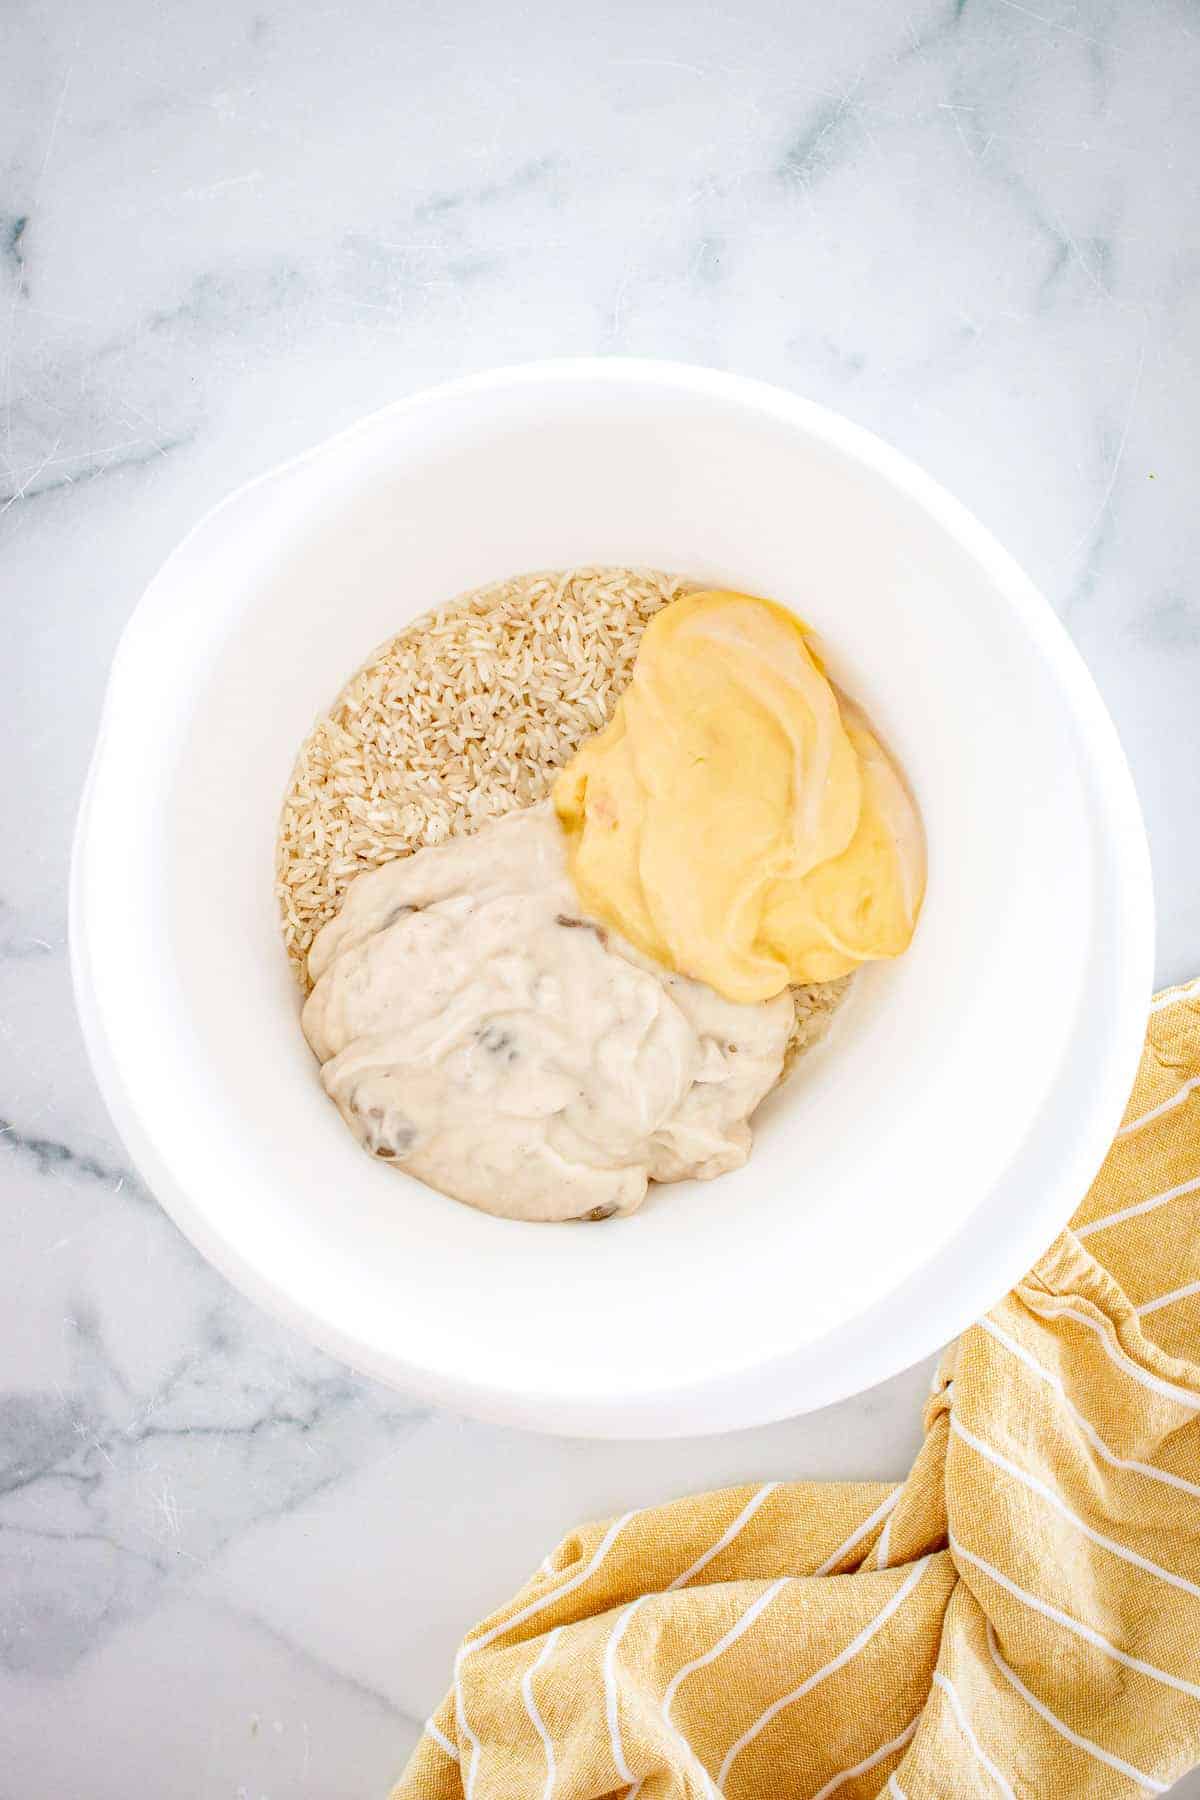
<box><xmin>275</xmin><ymin>564</ymin><xmax>847</xmax><ymax>1055</ymax></box>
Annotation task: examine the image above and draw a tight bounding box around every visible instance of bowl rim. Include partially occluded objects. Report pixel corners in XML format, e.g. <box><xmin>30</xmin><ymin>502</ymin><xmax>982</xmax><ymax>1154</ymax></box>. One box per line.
<box><xmin>69</xmin><ymin>356</ymin><xmax>1155</xmax><ymax>1436</ymax></box>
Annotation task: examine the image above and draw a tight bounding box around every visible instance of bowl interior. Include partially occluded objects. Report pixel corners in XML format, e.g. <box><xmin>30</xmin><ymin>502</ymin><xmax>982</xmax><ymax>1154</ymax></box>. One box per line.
<box><xmin>76</xmin><ymin>366</ymin><xmax>1146</xmax><ymax>1433</ymax></box>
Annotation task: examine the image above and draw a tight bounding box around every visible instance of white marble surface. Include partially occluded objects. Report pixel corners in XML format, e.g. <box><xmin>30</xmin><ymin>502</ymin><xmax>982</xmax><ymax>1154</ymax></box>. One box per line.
<box><xmin>3</xmin><ymin>0</ymin><xmax>1199</xmax><ymax>1793</ymax></box>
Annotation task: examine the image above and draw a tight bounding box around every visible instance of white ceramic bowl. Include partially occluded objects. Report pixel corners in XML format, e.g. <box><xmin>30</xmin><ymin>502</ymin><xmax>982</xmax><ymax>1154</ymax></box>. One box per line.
<box><xmin>71</xmin><ymin>359</ymin><xmax>1153</xmax><ymax>1437</ymax></box>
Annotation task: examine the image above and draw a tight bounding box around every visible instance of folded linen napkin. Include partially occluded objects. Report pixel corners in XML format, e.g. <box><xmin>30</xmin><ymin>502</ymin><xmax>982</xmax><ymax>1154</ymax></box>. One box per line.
<box><xmin>395</xmin><ymin>978</ymin><xmax>1200</xmax><ymax>1799</ymax></box>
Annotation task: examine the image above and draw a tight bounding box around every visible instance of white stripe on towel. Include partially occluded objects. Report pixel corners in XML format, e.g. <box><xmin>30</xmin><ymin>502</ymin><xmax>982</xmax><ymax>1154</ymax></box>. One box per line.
<box><xmin>455</xmin><ymin>1645</ymin><xmax>484</xmax><ymax>1800</ymax></box>
<box><xmin>465</xmin><ymin>1510</ymin><xmax>637</xmax><ymax>1659</ymax></box>
<box><xmin>810</xmin><ymin>1715</ymin><xmax>919</xmax><ymax>1800</ymax></box>
<box><xmin>986</xmin><ymin>1622</ymin><xmax>1168</xmax><ymax>1792</ymax></box>
<box><xmin>1151</xmin><ymin>979</ymin><xmax>1200</xmax><ymax>1012</ymax></box>
<box><xmin>1137</xmin><ymin>1279</ymin><xmax>1200</xmax><ymax>1318</ymax></box>
<box><xmin>814</xmin><ymin>1486</ymin><xmax>902</xmax><ymax>1577</ymax></box>
<box><xmin>603</xmin><ymin>1598</ymin><xmax>645</xmax><ymax>1786</ymax></box>
<box><xmin>669</xmin><ymin>1483</ymin><xmax>780</xmax><ymax>1591</ymax></box>
<box><xmin>423</xmin><ymin>1718</ymin><xmax>460</xmax><ymax>1762</ymax></box>
<box><xmin>933</xmin><ymin>1671</ymin><xmax>1015</xmax><ymax>1797</ymax></box>
<box><xmin>979</xmin><ymin>1318</ymin><xmax>1200</xmax><ymax>1497</ymax></box>
<box><xmin>954</xmin><ymin>1540</ymin><xmax>1200</xmax><ymax>1701</ymax></box>
<box><xmin>951</xmin><ymin>1414</ymin><xmax>1200</xmax><ymax>1598</ymax></box>
<box><xmin>1018</xmin><ymin>1297</ymin><xmax>1200</xmax><ymax>1409</ymax></box>
<box><xmin>717</xmin><ymin>1557</ymin><xmax>930</xmax><ymax>1789</ymax></box>
<box><xmin>1119</xmin><ymin>1075</ymin><xmax>1200</xmax><ymax>1137</ymax></box>
<box><xmin>521</xmin><ymin>1627</ymin><xmax>562</xmax><ymax>1800</ymax></box>
<box><xmin>1076</xmin><ymin>1174</ymin><xmax>1200</xmax><ymax>1240</ymax></box>
<box><xmin>664</xmin><ymin>1579</ymin><xmax>789</xmax><ymax>1727</ymax></box>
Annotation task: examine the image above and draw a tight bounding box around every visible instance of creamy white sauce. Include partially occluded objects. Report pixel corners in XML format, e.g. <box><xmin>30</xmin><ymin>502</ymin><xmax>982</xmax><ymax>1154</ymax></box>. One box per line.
<box><xmin>303</xmin><ymin>803</ymin><xmax>791</xmax><ymax>1221</ymax></box>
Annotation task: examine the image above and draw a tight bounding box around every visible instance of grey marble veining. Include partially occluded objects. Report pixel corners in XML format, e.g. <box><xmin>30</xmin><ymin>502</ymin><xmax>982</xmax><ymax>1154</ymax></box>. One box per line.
<box><xmin>3</xmin><ymin>0</ymin><xmax>1199</xmax><ymax>1793</ymax></box>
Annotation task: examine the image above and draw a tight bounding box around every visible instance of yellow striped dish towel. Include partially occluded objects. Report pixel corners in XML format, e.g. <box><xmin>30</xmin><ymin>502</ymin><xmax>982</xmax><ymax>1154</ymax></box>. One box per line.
<box><xmin>394</xmin><ymin>978</ymin><xmax>1200</xmax><ymax>1799</ymax></box>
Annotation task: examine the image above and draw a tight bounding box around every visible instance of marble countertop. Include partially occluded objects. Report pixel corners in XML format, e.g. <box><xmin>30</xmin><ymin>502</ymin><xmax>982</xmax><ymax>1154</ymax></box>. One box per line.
<box><xmin>3</xmin><ymin>1</ymin><xmax>1198</xmax><ymax>1793</ymax></box>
